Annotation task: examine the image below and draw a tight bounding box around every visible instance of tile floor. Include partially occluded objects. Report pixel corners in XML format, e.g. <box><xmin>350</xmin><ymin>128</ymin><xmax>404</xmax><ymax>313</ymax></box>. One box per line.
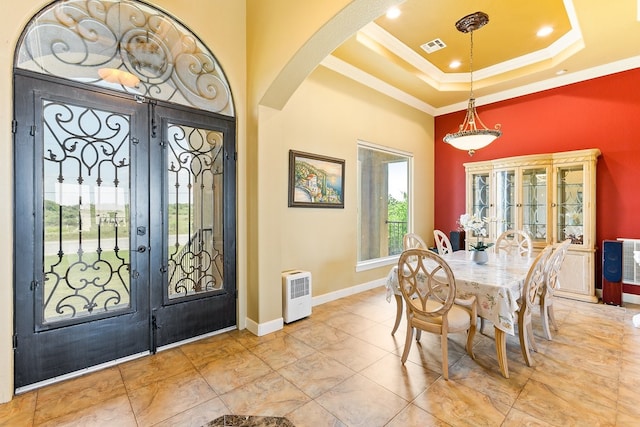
<box><xmin>1</xmin><ymin>287</ymin><xmax>639</xmax><ymax>426</ymax></box>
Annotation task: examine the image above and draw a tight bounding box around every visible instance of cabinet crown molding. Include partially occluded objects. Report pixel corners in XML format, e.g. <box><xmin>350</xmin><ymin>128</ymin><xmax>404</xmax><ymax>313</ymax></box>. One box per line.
<box><xmin>464</xmin><ymin>148</ymin><xmax>601</xmax><ymax>170</ymax></box>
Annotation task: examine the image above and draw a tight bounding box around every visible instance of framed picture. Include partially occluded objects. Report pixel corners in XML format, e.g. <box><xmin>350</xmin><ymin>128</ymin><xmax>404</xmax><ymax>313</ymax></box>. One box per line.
<box><xmin>288</xmin><ymin>150</ymin><xmax>345</xmax><ymax>208</ymax></box>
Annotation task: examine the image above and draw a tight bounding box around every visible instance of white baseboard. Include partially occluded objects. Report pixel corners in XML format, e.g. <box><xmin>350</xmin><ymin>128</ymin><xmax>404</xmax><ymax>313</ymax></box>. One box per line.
<box><xmin>244</xmin><ymin>277</ymin><xmax>386</xmax><ymax>336</ymax></box>
<box><xmin>312</xmin><ymin>278</ymin><xmax>386</xmax><ymax>306</ymax></box>
<box><xmin>245</xmin><ymin>316</ymin><xmax>284</xmax><ymax>337</ymax></box>
<box><xmin>595</xmin><ymin>289</ymin><xmax>640</xmax><ymax>305</ymax></box>
<box><xmin>623</xmin><ymin>293</ymin><xmax>640</xmax><ymax>305</ymax></box>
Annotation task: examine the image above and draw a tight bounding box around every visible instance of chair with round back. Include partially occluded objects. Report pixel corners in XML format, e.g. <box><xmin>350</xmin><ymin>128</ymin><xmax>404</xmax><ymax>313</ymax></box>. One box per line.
<box><xmin>433</xmin><ymin>229</ymin><xmax>453</xmax><ymax>255</ymax></box>
<box><xmin>397</xmin><ymin>248</ymin><xmax>477</xmax><ymax>380</ymax></box>
<box><xmin>389</xmin><ymin>233</ymin><xmax>429</xmax><ymax>336</ymax></box>
<box><xmin>540</xmin><ymin>238</ymin><xmax>572</xmax><ymax>340</ymax></box>
<box><xmin>517</xmin><ymin>245</ymin><xmax>553</xmax><ymax>366</ymax></box>
<box><xmin>479</xmin><ymin>230</ymin><xmax>531</xmax><ymax>335</ymax></box>
<box><xmin>403</xmin><ymin>233</ymin><xmax>427</xmax><ymax>251</ymax></box>
<box><xmin>495</xmin><ymin>229</ymin><xmax>533</xmax><ymax>257</ymax></box>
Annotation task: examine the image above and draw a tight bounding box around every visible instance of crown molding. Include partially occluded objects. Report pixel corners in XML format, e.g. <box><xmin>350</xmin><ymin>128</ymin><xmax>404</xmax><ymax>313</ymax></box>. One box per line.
<box><xmin>320</xmin><ymin>55</ymin><xmax>436</xmax><ymax>115</ymax></box>
<box><xmin>436</xmin><ymin>56</ymin><xmax>640</xmax><ymax>116</ymax></box>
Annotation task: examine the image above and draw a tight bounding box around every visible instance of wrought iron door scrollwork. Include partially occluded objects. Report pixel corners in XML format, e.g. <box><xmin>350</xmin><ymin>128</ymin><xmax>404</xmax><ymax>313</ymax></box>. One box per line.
<box><xmin>166</xmin><ymin>123</ymin><xmax>224</xmax><ymax>299</ymax></box>
<box><xmin>42</xmin><ymin>99</ymin><xmax>131</xmax><ymax>323</ymax></box>
<box><xmin>17</xmin><ymin>0</ymin><xmax>234</xmax><ymax>116</ymax></box>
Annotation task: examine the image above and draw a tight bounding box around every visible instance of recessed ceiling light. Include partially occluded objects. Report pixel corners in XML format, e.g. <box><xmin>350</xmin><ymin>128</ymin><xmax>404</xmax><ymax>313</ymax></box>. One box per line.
<box><xmin>537</xmin><ymin>26</ymin><xmax>553</xmax><ymax>37</ymax></box>
<box><xmin>386</xmin><ymin>7</ymin><xmax>401</xmax><ymax>19</ymax></box>
<box><xmin>449</xmin><ymin>60</ymin><xmax>461</xmax><ymax>69</ymax></box>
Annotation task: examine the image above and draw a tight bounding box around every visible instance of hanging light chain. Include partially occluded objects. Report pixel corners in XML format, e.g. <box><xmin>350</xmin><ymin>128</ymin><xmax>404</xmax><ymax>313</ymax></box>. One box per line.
<box><xmin>443</xmin><ymin>11</ymin><xmax>502</xmax><ymax>155</ymax></box>
<box><xmin>469</xmin><ymin>30</ymin><xmax>474</xmax><ymax>98</ymax></box>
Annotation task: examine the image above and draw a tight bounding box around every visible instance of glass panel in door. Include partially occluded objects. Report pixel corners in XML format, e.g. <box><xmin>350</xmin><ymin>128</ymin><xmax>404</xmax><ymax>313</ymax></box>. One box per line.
<box><xmin>471</xmin><ymin>172</ymin><xmax>490</xmax><ymax>218</ymax></box>
<box><xmin>495</xmin><ymin>169</ymin><xmax>516</xmax><ymax>234</ymax></box>
<box><xmin>521</xmin><ymin>168</ymin><xmax>547</xmax><ymax>243</ymax></box>
<box><xmin>43</xmin><ymin>101</ymin><xmax>131</xmax><ymax>324</ymax></box>
<box><xmin>167</xmin><ymin>123</ymin><xmax>224</xmax><ymax>299</ymax></box>
<box><xmin>468</xmin><ymin>172</ymin><xmax>492</xmax><ymax>242</ymax></box>
<box><xmin>557</xmin><ymin>166</ymin><xmax>584</xmax><ymax>244</ymax></box>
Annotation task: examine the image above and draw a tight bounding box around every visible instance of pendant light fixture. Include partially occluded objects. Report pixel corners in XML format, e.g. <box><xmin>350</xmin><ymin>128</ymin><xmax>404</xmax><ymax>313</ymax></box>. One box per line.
<box><xmin>443</xmin><ymin>11</ymin><xmax>502</xmax><ymax>156</ymax></box>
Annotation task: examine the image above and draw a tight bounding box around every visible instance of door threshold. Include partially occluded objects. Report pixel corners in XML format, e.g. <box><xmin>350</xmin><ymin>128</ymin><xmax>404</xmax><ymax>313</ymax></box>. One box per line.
<box><xmin>157</xmin><ymin>325</ymin><xmax>237</xmax><ymax>352</ymax></box>
<box><xmin>15</xmin><ymin>351</ymin><xmax>151</xmax><ymax>395</ymax></box>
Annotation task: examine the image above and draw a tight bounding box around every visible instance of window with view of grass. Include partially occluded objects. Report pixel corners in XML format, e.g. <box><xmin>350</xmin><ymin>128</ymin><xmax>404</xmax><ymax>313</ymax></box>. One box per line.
<box><xmin>357</xmin><ymin>142</ymin><xmax>411</xmax><ymax>269</ymax></box>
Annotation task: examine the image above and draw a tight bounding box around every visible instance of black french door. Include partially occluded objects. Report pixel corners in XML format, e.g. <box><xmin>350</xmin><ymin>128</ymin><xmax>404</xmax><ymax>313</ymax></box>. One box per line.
<box><xmin>13</xmin><ymin>72</ymin><xmax>236</xmax><ymax>388</ymax></box>
<box><xmin>149</xmin><ymin>104</ymin><xmax>236</xmax><ymax>348</ymax></box>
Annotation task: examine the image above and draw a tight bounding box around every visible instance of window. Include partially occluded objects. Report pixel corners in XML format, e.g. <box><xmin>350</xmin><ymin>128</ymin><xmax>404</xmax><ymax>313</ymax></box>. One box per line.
<box><xmin>357</xmin><ymin>142</ymin><xmax>412</xmax><ymax>270</ymax></box>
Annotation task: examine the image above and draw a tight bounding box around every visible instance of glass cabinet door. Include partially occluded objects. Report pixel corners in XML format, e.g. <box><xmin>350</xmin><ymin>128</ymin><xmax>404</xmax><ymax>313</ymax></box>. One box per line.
<box><xmin>494</xmin><ymin>169</ymin><xmax>515</xmax><ymax>235</ymax></box>
<box><xmin>521</xmin><ymin>168</ymin><xmax>548</xmax><ymax>243</ymax></box>
<box><xmin>556</xmin><ymin>165</ymin><xmax>584</xmax><ymax>245</ymax></box>
<box><xmin>471</xmin><ymin>172</ymin><xmax>491</xmax><ymax>219</ymax></box>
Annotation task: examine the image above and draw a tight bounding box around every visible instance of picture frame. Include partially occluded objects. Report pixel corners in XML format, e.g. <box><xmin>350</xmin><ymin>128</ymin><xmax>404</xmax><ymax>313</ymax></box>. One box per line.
<box><xmin>288</xmin><ymin>150</ymin><xmax>345</xmax><ymax>208</ymax></box>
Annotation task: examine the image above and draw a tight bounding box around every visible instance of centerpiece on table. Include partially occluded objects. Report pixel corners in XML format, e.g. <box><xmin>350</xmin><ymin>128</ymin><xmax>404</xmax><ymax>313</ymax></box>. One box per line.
<box><xmin>458</xmin><ymin>213</ymin><xmax>494</xmax><ymax>264</ymax></box>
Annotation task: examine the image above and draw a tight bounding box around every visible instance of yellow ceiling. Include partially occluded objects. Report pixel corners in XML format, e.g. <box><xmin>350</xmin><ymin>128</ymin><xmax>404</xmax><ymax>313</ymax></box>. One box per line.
<box><xmin>327</xmin><ymin>0</ymin><xmax>640</xmax><ymax>113</ymax></box>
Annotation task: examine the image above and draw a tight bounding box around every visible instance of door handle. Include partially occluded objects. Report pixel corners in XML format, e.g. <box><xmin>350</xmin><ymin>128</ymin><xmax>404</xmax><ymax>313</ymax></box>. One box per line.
<box><xmin>137</xmin><ymin>245</ymin><xmax>148</xmax><ymax>253</ymax></box>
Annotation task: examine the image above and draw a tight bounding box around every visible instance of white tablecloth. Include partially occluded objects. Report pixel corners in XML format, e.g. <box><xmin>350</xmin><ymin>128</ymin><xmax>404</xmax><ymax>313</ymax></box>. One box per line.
<box><xmin>386</xmin><ymin>251</ymin><xmax>533</xmax><ymax>335</ymax></box>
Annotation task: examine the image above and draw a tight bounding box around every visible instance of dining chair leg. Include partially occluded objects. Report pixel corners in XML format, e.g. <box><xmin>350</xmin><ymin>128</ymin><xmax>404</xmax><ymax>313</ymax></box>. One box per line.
<box><xmin>391</xmin><ymin>294</ymin><xmax>403</xmax><ymax>335</ymax></box>
<box><xmin>441</xmin><ymin>333</ymin><xmax>449</xmax><ymax>380</ymax></box>
<box><xmin>526</xmin><ymin>320</ymin><xmax>537</xmax><ymax>352</ymax></box>
<box><xmin>494</xmin><ymin>327</ymin><xmax>510</xmax><ymax>378</ymax></box>
<box><xmin>518</xmin><ymin>308</ymin><xmax>535</xmax><ymax>367</ymax></box>
<box><xmin>548</xmin><ymin>304</ymin><xmax>559</xmax><ymax>331</ymax></box>
<box><xmin>401</xmin><ymin>326</ymin><xmax>414</xmax><ymax>364</ymax></box>
<box><xmin>466</xmin><ymin>324</ymin><xmax>476</xmax><ymax>359</ymax></box>
<box><xmin>518</xmin><ymin>322</ymin><xmax>534</xmax><ymax>367</ymax></box>
<box><xmin>540</xmin><ymin>299</ymin><xmax>553</xmax><ymax>340</ymax></box>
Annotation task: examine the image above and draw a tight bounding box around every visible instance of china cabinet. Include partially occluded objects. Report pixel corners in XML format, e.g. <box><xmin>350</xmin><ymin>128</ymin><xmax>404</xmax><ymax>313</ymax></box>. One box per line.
<box><xmin>464</xmin><ymin>149</ymin><xmax>600</xmax><ymax>302</ymax></box>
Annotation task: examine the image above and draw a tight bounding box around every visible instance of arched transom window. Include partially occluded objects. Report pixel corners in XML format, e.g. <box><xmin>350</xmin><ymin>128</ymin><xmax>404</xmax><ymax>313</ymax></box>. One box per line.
<box><xmin>16</xmin><ymin>0</ymin><xmax>234</xmax><ymax>116</ymax></box>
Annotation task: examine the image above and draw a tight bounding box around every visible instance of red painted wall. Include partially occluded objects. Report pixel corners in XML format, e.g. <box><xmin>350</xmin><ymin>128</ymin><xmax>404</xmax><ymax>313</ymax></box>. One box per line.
<box><xmin>434</xmin><ymin>68</ymin><xmax>640</xmax><ymax>293</ymax></box>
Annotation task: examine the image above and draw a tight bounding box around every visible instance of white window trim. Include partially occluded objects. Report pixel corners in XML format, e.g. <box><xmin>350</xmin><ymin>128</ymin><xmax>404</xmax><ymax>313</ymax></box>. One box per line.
<box><xmin>355</xmin><ymin>254</ymin><xmax>400</xmax><ymax>272</ymax></box>
<box><xmin>356</xmin><ymin>140</ymin><xmax>413</xmax><ymax>271</ymax></box>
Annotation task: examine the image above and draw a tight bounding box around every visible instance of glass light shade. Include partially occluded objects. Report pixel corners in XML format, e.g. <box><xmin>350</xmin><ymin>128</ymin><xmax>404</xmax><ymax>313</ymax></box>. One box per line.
<box><xmin>443</xmin><ymin>98</ymin><xmax>502</xmax><ymax>155</ymax></box>
<box><xmin>444</xmin><ymin>131</ymin><xmax>500</xmax><ymax>152</ymax></box>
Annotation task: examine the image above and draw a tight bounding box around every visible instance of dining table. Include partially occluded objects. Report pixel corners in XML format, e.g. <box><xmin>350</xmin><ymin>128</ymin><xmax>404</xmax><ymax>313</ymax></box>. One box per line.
<box><xmin>385</xmin><ymin>250</ymin><xmax>534</xmax><ymax>378</ymax></box>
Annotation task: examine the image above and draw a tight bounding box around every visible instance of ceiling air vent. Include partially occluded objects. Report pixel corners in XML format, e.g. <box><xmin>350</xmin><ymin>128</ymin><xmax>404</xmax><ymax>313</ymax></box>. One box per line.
<box><xmin>421</xmin><ymin>38</ymin><xmax>446</xmax><ymax>54</ymax></box>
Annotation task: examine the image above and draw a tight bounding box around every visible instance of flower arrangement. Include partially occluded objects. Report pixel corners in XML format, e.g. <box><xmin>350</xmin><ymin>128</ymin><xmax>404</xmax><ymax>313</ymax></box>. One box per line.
<box><xmin>458</xmin><ymin>213</ymin><xmax>494</xmax><ymax>251</ymax></box>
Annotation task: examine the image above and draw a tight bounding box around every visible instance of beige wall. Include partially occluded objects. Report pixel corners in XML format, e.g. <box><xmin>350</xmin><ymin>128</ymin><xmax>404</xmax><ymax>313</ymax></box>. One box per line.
<box><xmin>246</xmin><ymin>0</ymin><xmax>404</xmax><ymax>328</ymax></box>
<box><xmin>245</xmin><ymin>0</ymin><xmax>402</xmax><ymax>325</ymax></box>
<box><xmin>273</xmin><ymin>66</ymin><xmax>434</xmax><ymax>299</ymax></box>
<box><xmin>253</xmin><ymin>65</ymin><xmax>436</xmax><ymax>328</ymax></box>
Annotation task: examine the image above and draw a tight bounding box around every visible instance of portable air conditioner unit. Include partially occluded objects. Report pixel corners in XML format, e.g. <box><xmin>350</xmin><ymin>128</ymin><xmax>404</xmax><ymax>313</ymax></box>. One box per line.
<box><xmin>282</xmin><ymin>270</ymin><xmax>312</xmax><ymax>323</ymax></box>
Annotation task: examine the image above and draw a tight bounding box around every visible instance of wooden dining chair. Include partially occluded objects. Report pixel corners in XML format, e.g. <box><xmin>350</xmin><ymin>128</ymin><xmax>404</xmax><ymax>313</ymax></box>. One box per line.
<box><xmin>389</xmin><ymin>233</ymin><xmax>429</xmax><ymax>336</ymax></box>
<box><xmin>403</xmin><ymin>232</ymin><xmax>427</xmax><ymax>251</ymax></box>
<box><xmin>540</xmin><ymin>239</ymin><xmax>572</xmax><ymax>340</ymax></box>
<box><xmin>433</xmin><ymin>229</ymin><xmax>453</xmax><ymax>255</ymax></box>
<box><xmin>397</xmin><ymin>248</ymin><xmax>476</xmax><ymax>380</ymax></box>
<box><xmin>479</xmin><ymin>230</ymin><xmax>532</xmax><ymax>334</ymax></box>
<box><xmin>495</xmin><ymin>229</ymin><xmax>533</xmax><ymax>257</ymax></box>
<box><xmin>517</xmin><ymin>245</ymin><xmax>553</xmax><ymax>367</ymax></box>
